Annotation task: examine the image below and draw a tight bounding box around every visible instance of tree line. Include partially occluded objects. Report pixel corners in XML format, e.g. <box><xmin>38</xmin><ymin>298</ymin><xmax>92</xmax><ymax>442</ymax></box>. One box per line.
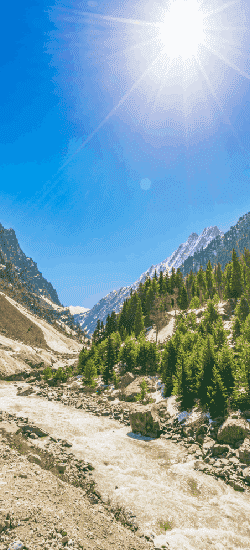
<box><xmin>78</xmin><ymin>247</ymin><xmax>250</xmax><ymax>417</ymax></box>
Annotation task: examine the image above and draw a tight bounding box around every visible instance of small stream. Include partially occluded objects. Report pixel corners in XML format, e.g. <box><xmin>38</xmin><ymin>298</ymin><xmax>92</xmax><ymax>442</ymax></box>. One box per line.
<box><xmin>1</xmin><ymin>381</ymin><xmax>250</xmax><ymax>550</ymax></box>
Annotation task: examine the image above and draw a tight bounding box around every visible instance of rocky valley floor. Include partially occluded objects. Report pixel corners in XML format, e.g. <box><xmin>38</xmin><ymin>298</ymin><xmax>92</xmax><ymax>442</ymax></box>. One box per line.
<box><xmin>1</xmin><ymin>377</ymin><xmax>250</xmax><ymax>549</ymax></box>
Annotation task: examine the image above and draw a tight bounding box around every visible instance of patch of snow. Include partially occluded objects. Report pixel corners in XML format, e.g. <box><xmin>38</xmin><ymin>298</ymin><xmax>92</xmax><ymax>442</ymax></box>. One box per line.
<box><xmin>68</xmin><ymin>305</ymin><xmax>90</xmax><ymax>315</ymax></box>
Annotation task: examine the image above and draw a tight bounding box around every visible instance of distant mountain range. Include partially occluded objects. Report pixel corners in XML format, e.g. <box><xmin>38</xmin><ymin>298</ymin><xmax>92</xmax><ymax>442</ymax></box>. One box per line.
<box><xmin>75</xmin><ymin>225</ymin><xmax>224</xmax><ymax>336</ymax></box>
<box><xmin>4</xmin><ymin>210</ymin><xmax>250</xmax><ymax>341</ymax></box>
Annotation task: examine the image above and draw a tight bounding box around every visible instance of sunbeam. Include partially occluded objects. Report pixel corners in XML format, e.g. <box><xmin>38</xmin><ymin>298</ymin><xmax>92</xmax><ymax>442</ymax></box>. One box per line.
<box><xmin>59</xmin><ymin>48</ymin><xmax>167</xmax><ymax>171</ymax></box>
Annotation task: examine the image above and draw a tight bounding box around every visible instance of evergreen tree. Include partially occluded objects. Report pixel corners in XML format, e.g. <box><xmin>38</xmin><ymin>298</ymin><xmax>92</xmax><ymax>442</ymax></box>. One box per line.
<box><xmin>229</xmin><ymin>248</ymin><xmax>243</xmax><ymax>300</ymax></box>
<box><xmin>198</xmin><ymin>334</ymin><xmax>216</xmax><ymax>407</ymax></box>
<box><xmin>242</xmin><ymin>313</ymin><xmax>250</xmax><ymax>343</ymax></box>
<box><xmin>84</xmin><ymin>358</ymin><xmax>98</xmax><ymax>386</ymax></box>
<box><xmin>164</xmin><ymin>271</ymin><xmax>170</xmax><ymax>293</ymax></box>
<box><xmin>232</xmin><ymin>316</ymin><xmax>241</xmax><ymax>341</ymax></box>
<box><xmin>207</xmin><ymin>366</ymin><xmax>228</xmax><ymax>418</ymax></box>
<box><xmin>206</xmin><ymin>260</ymin><xmax>215</xmax><ymax>299</ymax></box>
<box><xmin>104</xmin><ymin>335</ymin><xmax>116</xmax><ymax>385</ymax></box>
<box><xmin>212</xmin><ymin>317</ymin><xmax>227</xmax><ymax>350</ymax></box>
<box><xmin>159</xmin><ymin>270</ymin><xmax>164</xmax><ymax>294</ymax></box>
<box><xmin>170</xmin><ymin>267</ymin><xmax>176</xmax><ymax>293</ymax></box>
<box><xmin>110</xmin><ymin>311</ymin><xmax>117</xmax><ymax>334</ymax></box>
<box><xmin>134</xmin><ymin>297</ymin><xmax>145</xmax><ymax>338</ymax></box>
<box><xmin>234</xmin><ymin>295</ymin><xmax>250</xmax><ymax>323</ymax></box>
<box><xmin>153</xmin><ymin>269</ymin><xmax>158</xmax><ymax>280</ymax></box>
<box><xmin>214</xmin><ymin>263</ymin><xmax>223</xmax><ymax>299</ymax></box>
<box><xmin>217</xmin><ymin>344</ymin><xmax>234</xmax><ymax>396</ymax></box>
<box><xmin>178</xmin><ymin>285</ymin><xmax>189</xmax><ymax>310</ymax></box>
<box><xmin>119</xmin><ymin>335</ymin><xmax>138</xmax><ymax>372</ymax></box>
<box><xmin>161</xmin><ymin>339</ymin><xmax>178</xmax><ymax>396</ymax></box>
<box><xmin>203</xmin><ymin>299</ymin><xmax>219</xmax><ymax>335</ymax></box>
<box><xmin>175</xmin><ymin>268</ymin><xmax>183</xmax><ymax>289</ymax></box>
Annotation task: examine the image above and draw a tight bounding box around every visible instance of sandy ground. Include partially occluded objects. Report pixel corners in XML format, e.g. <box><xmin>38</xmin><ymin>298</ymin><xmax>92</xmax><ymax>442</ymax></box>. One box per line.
<box><xmin>0</xmin><ymin>425</ymin><xmax>155</xmax><ymax>550</ymax></box>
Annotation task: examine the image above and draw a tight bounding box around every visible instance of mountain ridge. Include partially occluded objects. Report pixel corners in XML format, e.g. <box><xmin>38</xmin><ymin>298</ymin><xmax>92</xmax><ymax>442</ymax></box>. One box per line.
<box><xmin>75</xmin><ymin>225</ymin><xmax>224</xmax><ymax>336</ymax></box>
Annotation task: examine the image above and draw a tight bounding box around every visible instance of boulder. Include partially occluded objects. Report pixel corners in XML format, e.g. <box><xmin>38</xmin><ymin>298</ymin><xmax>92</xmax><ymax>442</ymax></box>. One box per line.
<box><xmin>17</xmin><ymin>386</ymin><xmax>34</xmax><ymax>396</ymax></box>
<box><xmin>118</xmin><ymin>372</ymin><xmax>135</xmax><ymax>389</ymax></box>
<box><xmin>238</xmin><ymin>439</ymin><xmax>250</xmax><ymax>464</ymax></box>
<box><xmin>212</xmin><ymin>443</ymin><xmax>230</xmax><ymax>456</ymax></box>
<box><xmin>120</xmin><ymin>376</ymin><xmax>157</xmax><ymax>402</ymax></box>
<box><xmin>217</xmin><ymin>417</ymin><xmax>250</xmax><ymax>446</ymax></box>
<box><xmin>202</xmin><ymin>436</ymin><xmax>215</xmax><ymax>456</ymax></box>
<box><xmin>242</xmin><ymin>466</ymin><xmax>250</xmax><ymax>482</ymax></box>
<box><xmin>129</xmin><ymin>403</ymin><xmax>161</xmax><ymax>438</ymax></box>
<box><xmin>20</xmin><ymin>424</ymin><xmax>48</xmax><ymax>437</ymax></box>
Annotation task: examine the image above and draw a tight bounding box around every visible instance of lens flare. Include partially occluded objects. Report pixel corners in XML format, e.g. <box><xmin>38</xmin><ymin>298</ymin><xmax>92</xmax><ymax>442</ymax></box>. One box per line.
<box><xmin>159</xmin><ymin>0</ymin><xmax>206</xmax><ymax>60</ymax></box>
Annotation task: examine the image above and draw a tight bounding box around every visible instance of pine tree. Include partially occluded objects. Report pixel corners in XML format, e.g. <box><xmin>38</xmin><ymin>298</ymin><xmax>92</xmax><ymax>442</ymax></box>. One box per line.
<box><xmin>161</xmin><ymin>339</ymin><xmax>178</xmax><ymax>396</ymax></box>
<box><xmin>170</xmin><ymin>267</ymin><xmax>176</xmax><ymax>293</ymax></box>
<box><xmin>212</xmin><ymin>317</ymin><xmax>227</xmax><ymax>350</ymax></box>
<box><xmin>214</xmin><ymin>263</ymin><xmax>223</xmax><ymax>299</ymax></box>
<box><xmin>153</xmin><ymin>269</ymin><xmax>158</xmax><ymax>280</ymax></box>
<box><xmin>203</xmin><ymin>299</ymin><xmax>219</xmax><ymax>335</ymax></box>
<box><xmin>175</xmin><ymin>268</ymin><xmax>183</xmax><ymax>290</ymax></box>
<box><xmin>229</xmin><ymin>248</ymin><xmax>243</xmax><ymax>300</ymax></box>
<box><xmin>134</xmin><ymin>297</ymin><xmax>145</xmax><ymax>338</ymax></box>
<box><xmin>178</xmin><ymin>285</ymin><xmax>189</xmax><ymax>310</ymax></box>
<box><xmin>198</xmin><ymin>334</ymin><xmax>216</xmax><ymax>407</ymax></box>
<box><xmin>110</xmin><ymin>311</ymin><xmax>117</xmax><ymax>334</ymax></box>
<box><xmin>104</xmin><ymin>335</ymin><xmax>116</xmax><ymax>385</ymax></box>
<box><xmin>159</xmin><ymin>270</ymin><xmax>164</xmax><ymax>294</ymax></box>
<box><xmin>207</xmin><ymin>366</ymin><xmax>227</xmax><ymax>419</ymax></box>
<box><xmin>217</xmin><ymin>344</ymin><xmax>234</xmax><ymax>396</ymax></box>
<box><xmin>234</xmin><ymin>295</ymin><xmax>250</xmax><ymax>323</ymax></box>
<box><xmin>206</xmin><ymin>260</ymin><xmax>215</xmax><ymax>299</ymax></box>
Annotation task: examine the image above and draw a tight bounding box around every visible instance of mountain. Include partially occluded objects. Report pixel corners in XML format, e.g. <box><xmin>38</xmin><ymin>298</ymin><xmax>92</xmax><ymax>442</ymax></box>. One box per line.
<box><xmin>75</xmin><ymin>225</ymin><xmax>224</xmax><ymax>336</ymax></box>
<box><xmin>178</xmin><ymin>211</ymin><xmax>250</xmax><ymax>276</ymax></box>
<box><xmin>0</xmin><ymin>223</ymin><xmax>84</xmax><ymax>341</ymax></box>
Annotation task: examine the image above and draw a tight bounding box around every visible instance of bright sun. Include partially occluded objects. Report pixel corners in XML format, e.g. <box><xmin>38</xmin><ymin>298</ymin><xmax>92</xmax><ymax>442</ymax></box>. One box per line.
<box><xmin>159</xmin><ymin>0</ymin><xmax>206</xmax><ymax>60</ymax></box>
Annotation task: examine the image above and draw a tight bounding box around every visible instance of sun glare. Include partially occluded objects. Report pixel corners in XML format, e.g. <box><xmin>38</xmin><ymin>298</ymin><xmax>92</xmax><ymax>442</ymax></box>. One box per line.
<box><xmin>159</xmin><ymin>0</ymin><xmax>206</xmax><ymax>60</ymax></box>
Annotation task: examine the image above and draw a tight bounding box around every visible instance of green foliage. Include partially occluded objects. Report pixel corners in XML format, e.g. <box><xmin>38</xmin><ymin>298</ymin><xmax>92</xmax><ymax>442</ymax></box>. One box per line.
<box><xmin>119</xmin><ymin>335</ymin><xmax>139</xmax><ymax>373</ymax></box>
<box><xmin>53</xmin><ymin>367</ymin><xmax>68</xmax><ymax>382</ymax></box>
<box><xmin>242</xmin><ymin>314</ymin><xmax>250</xmax><ymax>343</ymax></box>
<box><xmin>235</xmin><ymin>295</ymin><xmax>250</xmax><ymax>323</ymax></box>
<box><xmin>137</xmin><ymin>340</ymin><xmax>160</xmax><ymax>375</ymax></box>
<box><xmin>212</xmin><ymin>317</ymin><xmax>227</xmax><ymax>350</ymax></box>
<box><xmin>84</xmin><ymin>358</ymin><xmax>98</xmax><ymax>387</ymax></box>
<box><xmin>207</xmin><ymin>366</ymin><xmax>228</xmax><ymax>418</ymax></box>
<box><xmin>103</xmin><ymin>335</ymin><xmax>116</xmax><ymax>385</ymax></box>
<box><xmin>189</xmin><ymin>296</ymin><xmax>200</xmax><ymax>309</ymax></box>
<box><xmin>112</xmin><ymin>371</ymin><xmax>121</xmax><ymax>389</ymax></box>
<box><xmin>134</xmin><ymin>297</ymin><xmax>145</xmax><ymax>338</ymax></box>
<box><xmin>198</xmin><ymin>334</ymin><xmax>216</xmax><ymax>407</ymax></box>
<box><xmin>135</xmin><ymin>378</ymin><xmax>154</xmax><ymax>403</ymax></box>
<box><xmin>232</xmin><ymin>316</ymin><xmax>241</xmax><ymax>341</ymax></box>
<box><xmin>178</xmin><ymin>285</ymin><xmax>189</xmax><ymax>310</ymax></box>
<box><xmin>42</xmin><ymin>366</ymin><xmax>53</xmax><ymax>380</ymax></box>
<box><xmin>217</xmin><ymin>344</ymin><xmax>234</xmax><ymax>396</ymax></box>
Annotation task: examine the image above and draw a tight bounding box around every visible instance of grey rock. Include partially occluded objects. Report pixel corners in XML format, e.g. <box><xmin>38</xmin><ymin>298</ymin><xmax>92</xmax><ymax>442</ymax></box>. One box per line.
<box><xmin>238</xmin><ymin>439</ymin><xmax>250</xmax><ymax>464</ymax></box>
<box><xmin>117</xmin><ymin>372</ymin><xmax>135</xmax><ymax>389</ymax></box>
<box><xmin>217</xmin><ymin>417</ymin><xmax>250</xmax><ymax>445</ymax></box>
<box><xmin>212</xmin><ymin>443</ymin><xmax>230</xmax><ymax>456</ymax></box>
<box><xmin>242</xmin><ymin>466</ymin><xmax>250</xmax><ymax>482</ymax></box>
<box><xmin>129</xmin><ymin>403</ymin><xmax>161</xmax><ymax>438</ymax></box>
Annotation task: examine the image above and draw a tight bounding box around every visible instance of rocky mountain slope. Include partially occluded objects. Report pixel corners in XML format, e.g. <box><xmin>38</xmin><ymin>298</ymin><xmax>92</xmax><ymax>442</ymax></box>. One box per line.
<box><xmin>179</xmin><ymin>210</ymin><xmax>250</xmax><ymax>276</ymax></box>
<box><xmin>0</xmin><ymin>223</ymin><xmax>86</xmax><ymax>341</ymax></box>
<box><xmin>0</xmin><ymin>290</ymin><xmax>82</xmax><ymax>379</ymax></box>
<box><xmin>76</xmin><ymin>226</ymin><xmax>223</xmax><ymax>336</ymax></box>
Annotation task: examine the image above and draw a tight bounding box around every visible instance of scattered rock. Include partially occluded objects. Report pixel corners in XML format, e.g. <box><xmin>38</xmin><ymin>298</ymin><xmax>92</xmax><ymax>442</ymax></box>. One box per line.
<box><xmin>242</xmin><ymin>467</ymin><xmax>250</xmax><ymax>482</ymax></box>
<box><xmin>238</xmin><ymin>439</ymin><xmax>250</xmax><ymax>464</ymax></box>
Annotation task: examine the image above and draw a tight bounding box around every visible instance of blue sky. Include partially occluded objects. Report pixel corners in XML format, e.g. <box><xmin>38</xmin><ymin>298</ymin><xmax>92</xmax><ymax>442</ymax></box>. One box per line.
<box><xmin>1</xmin><ymin>0</ymin><xmax>250</xmax><ymax>308</ymax></box>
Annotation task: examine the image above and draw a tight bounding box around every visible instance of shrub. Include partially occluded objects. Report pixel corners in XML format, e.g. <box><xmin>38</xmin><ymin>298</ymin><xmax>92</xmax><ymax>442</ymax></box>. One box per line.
<box><xmin>42</xmin><ymin>366</ymin><xmax>53</xmax><ymax>380</ymax></box>
<box><xmin>135</xmin><ymin>379</ymin><xmax>154</xmax><ymax>404</ymax></box>
<box><xmin>83</xmin><ymin>358</ymin><xmax>98</xmax><ymax>387</ymax></box>
<box><xmin>53</xmin><ymin>367</ymin><xmax>68</xmax><ymax>383</ymax></box>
